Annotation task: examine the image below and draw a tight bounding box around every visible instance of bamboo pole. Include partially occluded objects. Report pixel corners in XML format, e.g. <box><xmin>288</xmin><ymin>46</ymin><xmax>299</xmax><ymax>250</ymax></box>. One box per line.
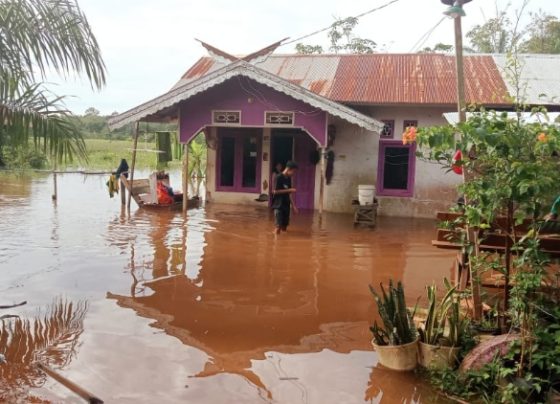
<box><xmin>182</xmin><ymin>142</ymin><xmax>189</xmax><ymax>213</ymax></box>
<box><xmin>37</xmin><ymin>362</ymin><xmax>104</xmax><ymax>404</ymax></box>
<box><xmin>127</xmin><ymin>122</ymin><xmax>140</xmax><ymax>210</ymax></box>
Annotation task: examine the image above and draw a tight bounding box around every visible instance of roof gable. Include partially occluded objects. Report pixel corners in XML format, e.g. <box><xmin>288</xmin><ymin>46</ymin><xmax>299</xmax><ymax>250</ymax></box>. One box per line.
<box><xmin>109</xmin><ymin>59</ymin><xmax>383</xmax><ymax>132</ymax></box>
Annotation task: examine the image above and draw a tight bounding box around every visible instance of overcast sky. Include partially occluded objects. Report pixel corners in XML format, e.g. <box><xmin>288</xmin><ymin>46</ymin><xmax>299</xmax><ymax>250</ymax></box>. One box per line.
<box><xmin>53</xmin><ymin>0</ymin><xmax>560</xmax><ymax>115</ymax></box>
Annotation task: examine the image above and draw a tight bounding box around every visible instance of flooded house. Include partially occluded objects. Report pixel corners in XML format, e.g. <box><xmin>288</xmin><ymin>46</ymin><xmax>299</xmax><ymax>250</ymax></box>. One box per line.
<box><xmin>109</xmin><ymin>43</ymin><xmax>560</xmax><ymax>218</ymax></box>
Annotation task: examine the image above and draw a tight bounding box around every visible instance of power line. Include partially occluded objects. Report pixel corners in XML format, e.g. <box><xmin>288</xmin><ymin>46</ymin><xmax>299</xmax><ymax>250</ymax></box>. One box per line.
<box><xmin>281</xmin><ymin>0</ymin><xmax>403</xmax><ymax>47</ymax></box>
<box><xmin>409</xmin><ymin>16</ymin><xmax>447</xmax><ymax>53</ymax></box>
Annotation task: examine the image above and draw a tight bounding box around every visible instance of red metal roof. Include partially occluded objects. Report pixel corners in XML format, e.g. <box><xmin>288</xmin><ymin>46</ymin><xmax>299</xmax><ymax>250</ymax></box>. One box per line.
<box><xmin>174</xmin><ymin>54</ymin><xmax>511</xmax><ymax>106</ymax></box>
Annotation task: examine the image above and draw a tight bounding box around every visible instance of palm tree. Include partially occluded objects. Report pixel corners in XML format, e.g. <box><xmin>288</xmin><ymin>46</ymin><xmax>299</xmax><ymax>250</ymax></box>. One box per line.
<box><xmin>0</xmin><ymin>0</ymin><xmax>106</xmax><ymax>165</ymax></box>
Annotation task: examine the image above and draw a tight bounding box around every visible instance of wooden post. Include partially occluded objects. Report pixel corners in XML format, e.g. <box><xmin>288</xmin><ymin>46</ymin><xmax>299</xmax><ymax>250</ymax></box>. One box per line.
<box><xmin>127</xmin><ymin>122</ymin><xmax>140</xmax><ymax>210</ymax></box>
<box><xmin>319</xmin><ymin>147</ymin><xmax>326</xmax><ymax>215</ymax></box>
<box><xmin>182</xmin><ymin>142</ymin><xmax>189</xmax><ymax>213</ymax></box>
<box><xmin>120</xmin><ymin>175</ymin><xmax>126</xmax><ymax>205</ymax></box>
<box><xmin>52</xmin><ymin>161</ymin><xmax>58</xmax><ymax>201</ymax></box>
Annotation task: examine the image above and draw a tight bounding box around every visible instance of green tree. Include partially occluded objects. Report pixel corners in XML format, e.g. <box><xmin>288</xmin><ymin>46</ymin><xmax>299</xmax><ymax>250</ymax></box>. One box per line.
<box><xmin>521</xmin><ymin>11</ymin><xmax>560</xmax><ymax>53</ymax></box>
<box><xmin>295</xmin><ymin>43</ymin><xmax>324</xmax><ymax>55</ymax></box>
<box><xmin>294</xmin><ymin>16</ymin><xmax>376</xmax><ymax>55</ymax></box>
<box><xmin>466</xmin><ymin>11</ymin><xmax>518</xmax><ymax>53</ymax></box>
<box><xmin>0</xmin><ymin>0</ymin><xmax>106</xmax><ymax>166</ymax></box>
<box><xmin>420</xmin><ymin>43</ymin><xmax>454</xmax><ymax>54</ymax></box>
<box><xmin>328</xmin><ymin>17</ymin><xmax>376</xmax><ymax>54</ymax></box>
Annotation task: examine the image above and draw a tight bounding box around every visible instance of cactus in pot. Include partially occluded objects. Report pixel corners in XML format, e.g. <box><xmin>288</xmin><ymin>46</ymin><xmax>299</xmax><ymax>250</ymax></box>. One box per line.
<box><xmin>369</xmin><ymin>280</ymin><xmax>419</xmax><ymax>371</ymax></box>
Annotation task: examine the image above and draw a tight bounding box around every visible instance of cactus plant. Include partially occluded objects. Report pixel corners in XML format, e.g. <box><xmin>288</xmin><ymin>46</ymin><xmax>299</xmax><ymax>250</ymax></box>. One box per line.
<box><xmin>369</xmin><ymin>280</ymin><xmax>417</xmax><ymax>346</ymax></box>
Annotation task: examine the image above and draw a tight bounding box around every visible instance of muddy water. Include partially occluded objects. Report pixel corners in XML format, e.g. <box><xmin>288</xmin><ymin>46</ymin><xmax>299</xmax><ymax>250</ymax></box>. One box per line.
<box><xmin>0</xmin><ymin>172</ymin><xmax>455</xmax><ymax>403</ymax></box>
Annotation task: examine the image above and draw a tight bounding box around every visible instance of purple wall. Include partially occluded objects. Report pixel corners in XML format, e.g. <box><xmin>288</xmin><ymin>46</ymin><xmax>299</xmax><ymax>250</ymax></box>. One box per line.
<box><xmin>179</xmin><ymin>78</ymin><xmax>327</xmax><ymax>145</ymax></box>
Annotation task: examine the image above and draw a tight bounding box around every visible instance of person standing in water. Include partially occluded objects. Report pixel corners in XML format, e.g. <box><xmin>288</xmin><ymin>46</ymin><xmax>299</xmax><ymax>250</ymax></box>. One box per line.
<box><xmin>271</xmin><ymin>161</ymin><xmax>299</xmax><ymax>234</ymax></box>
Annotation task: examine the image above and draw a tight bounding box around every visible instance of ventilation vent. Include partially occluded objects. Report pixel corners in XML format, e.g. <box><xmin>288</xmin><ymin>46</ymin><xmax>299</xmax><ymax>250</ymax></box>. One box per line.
<box><xmin>265</xmin><ymin>111</ymin><xmax>294</xmax><ymax>126</ymax></box>
<box><xmin>212</xmin><ymin>110</ymin><xmax>241</xmax><ymax>125</ymax></box>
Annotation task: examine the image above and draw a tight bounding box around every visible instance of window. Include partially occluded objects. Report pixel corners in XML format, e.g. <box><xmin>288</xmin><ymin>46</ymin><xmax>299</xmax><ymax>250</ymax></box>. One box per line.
<box><xmin>377</xmin><ymin>140</ymin><xmax>416</xmax><ymax>197</ymax></box>
<box><xmin>217</xmin><ymin>129</ymin><xmax>261</xmax><ymax>193</ymax></box>
<box><xmin>380</xmin><ymin>120</ymin><xmax>394</xmax><ymax>138</ymax></box>
<box><xmin>403</xmin><ymin>120</ymin><xmax>418</xmax><ymax>131</ymax></box>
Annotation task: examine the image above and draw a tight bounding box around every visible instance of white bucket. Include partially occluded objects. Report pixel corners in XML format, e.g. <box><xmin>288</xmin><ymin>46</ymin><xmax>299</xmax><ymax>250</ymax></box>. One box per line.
<box><xmin>358</xmin><ymin>185</ymin><xmax>376</xmax><ymax>206</ymax></box>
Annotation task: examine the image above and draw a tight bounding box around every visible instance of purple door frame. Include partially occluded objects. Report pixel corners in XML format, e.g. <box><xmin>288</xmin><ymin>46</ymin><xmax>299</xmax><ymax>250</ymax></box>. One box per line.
<box><xmin>270</xmin><ymin>129</ymin><xmax>316</xmax><ymax>210</ymax></box>
<box><xmin>216</xmin><ymin>128</ymin><xmax>262</xmax><ymax>193</ymax></box>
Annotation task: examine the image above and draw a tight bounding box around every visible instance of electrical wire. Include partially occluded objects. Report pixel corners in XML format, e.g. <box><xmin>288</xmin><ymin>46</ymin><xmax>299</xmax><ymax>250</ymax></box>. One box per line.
<box><xmin>409</xmin><ymin>16</ymin><xmax>447</xmax><ymax>53</ymax></box>
<box><xmin>281</xmin><ymin>0</ymin><xmax>403</xmax><ymax>47</ymax></box>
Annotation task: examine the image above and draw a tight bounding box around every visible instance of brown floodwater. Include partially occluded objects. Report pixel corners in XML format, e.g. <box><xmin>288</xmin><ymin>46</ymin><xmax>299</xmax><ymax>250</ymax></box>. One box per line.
<box><xmin>0</xmin><ymin>171</ymin><xmax>456</xmax><ymax>403</ymax></box>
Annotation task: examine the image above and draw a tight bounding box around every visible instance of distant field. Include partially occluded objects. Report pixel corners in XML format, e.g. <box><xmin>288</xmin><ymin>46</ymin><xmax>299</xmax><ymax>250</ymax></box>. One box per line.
<box><xmin>77</xmin><ymin>139</ymin><xmax>181</xmax><ymax>170</ymax></box>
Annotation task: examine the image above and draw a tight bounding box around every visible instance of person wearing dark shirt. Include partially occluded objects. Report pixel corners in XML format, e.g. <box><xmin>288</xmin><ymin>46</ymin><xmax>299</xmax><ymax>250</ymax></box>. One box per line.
<box><xmin>271</xmin><ymin>161</ymin><xmax>298</xmax><ymax>234</ymax></box>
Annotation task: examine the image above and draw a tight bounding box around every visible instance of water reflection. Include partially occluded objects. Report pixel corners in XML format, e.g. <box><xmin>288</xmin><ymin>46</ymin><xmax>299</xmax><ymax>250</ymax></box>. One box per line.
<box><xmin>0</xmin><ymin>299</ymin><xmax>88</xmax><ymax>401</ymax></box>
<box><xmin>106</xmin><ymin>204</ymin><xmax>451</xmax><ymax>402</ymax></box>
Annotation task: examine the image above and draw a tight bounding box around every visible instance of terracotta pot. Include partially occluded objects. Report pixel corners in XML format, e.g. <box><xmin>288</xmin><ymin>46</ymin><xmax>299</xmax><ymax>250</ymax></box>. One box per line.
<box><xmin>418</xmin><ymin>341</ymin><xmax>460</xmax><ymax>369</ymax></box>
<box><xmin>372</xmin><ymin>338</ymin><xmax>418</xmax><ymax>371</ymax></box>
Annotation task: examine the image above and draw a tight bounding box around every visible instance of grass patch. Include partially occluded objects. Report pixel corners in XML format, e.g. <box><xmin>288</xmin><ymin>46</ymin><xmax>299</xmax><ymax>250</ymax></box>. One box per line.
<box><xmin>64</xmin><ymin>139</ymin><xmax>181</xmax><ymax>171</ymax></box>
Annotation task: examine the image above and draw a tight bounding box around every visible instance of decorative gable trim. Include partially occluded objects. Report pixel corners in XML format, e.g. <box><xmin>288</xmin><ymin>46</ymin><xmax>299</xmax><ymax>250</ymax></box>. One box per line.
<box><xmin>265</xmin><ymin>111</ymin><xmax>294</xmax><ymax>126</ymax></box>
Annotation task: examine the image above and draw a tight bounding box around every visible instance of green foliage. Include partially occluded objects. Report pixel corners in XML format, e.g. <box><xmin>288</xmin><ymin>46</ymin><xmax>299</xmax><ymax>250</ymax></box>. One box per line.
<box><xmin>188</xmin><ymin>133</ymin><xmax>207</xmax><ymax>178</ymax></box>
<box><xmin>295</xmin><ymin>15</ymin><xmax>376</xmax><ymax>55</ymax></box>
<box><xmin>295</xmin><ymin>43</ymin><xmax>324</xmax><ymax>55</ymax></box>
<box><xmin>428</xmin><ymin>359</ymin><xmax>504</xmax><ymax>402</ymax></box>
<box><xmin>418</xmin><ymin>108</ymin><xmax>560</xmax><ymax>403</ymax></box>
<box><xmin>466</xmin><ymin>4</ymin><xmax>560</xmax><ymax>55</ymax></box>
<box><xmin>0</xmin><ymin>0</ymin><xmax>106</xmax><ymax>165</ymax></box>
<box><xmin>521</xmin><ymin>10</ymin><xmax>560</xmax><ymax>54</ymax></box>
<box><xmin>417</xmin><ymin>109</ymin><xmax>560</xmax><ymax>229</ymax></box>
<box><xmin>419</xmin><ymin>280</ymin><xmax>468</xmax><ymax>347</ymax></box>
<box><xmin>420</xmin><ymin>43</ymin><xmax>454</xmax><ymax>54</ymax></box>
<box><xmin>1</xmin><ymin>146</ymin><xmax>47</xmax><ymax>169</ymax></box>
<box><xmin>467</xmin><ymin>10</ymin><xmax>518</xmax><ymax>53</ymax></box>
<box><xmin>369</xmin><ymin>280</ymin><xmax>417</xmax><ymax>346</ymax></box>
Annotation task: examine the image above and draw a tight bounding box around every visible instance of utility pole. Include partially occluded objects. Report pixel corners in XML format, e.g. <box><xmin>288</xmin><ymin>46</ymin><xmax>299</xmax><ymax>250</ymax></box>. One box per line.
<box><xmin>442</xmin><ymin>0</ymin><xmax>471</xmax><ymax>122</ymax></box>
<box><xmin>454</xmin><ymin>8</ymin><xmax>467</xmax><ymax>123</ymax></box>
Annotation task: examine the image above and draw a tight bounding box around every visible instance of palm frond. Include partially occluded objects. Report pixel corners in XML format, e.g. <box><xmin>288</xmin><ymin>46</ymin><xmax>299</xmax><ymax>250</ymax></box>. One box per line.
<box><xmin>0</xmin><ymin>74</ymin><xmax>88</xmax><ymax>163</ymax></box>
<box><xmin>0</xmin><ymin>0</ymin><xmax>106</xmax><ymax>89</ymax></box>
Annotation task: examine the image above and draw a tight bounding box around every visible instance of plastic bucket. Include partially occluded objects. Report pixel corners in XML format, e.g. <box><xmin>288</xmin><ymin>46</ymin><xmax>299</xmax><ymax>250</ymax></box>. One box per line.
<box><xmin>372</xmin><ymin>338</ymin><xmax>418</xmax><ymax>371</ymax></box>
<box><xmin>418</xmin><ymin>342</ymin><xmax>460</xmax><ymax>369</ymax></box>
<box><xmin>358</xmin><ymin>185</ymin><xmax>376</xmax><ymax>206</ymax></box>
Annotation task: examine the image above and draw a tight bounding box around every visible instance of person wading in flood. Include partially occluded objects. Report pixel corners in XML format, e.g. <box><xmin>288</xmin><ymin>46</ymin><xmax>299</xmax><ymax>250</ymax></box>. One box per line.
<box><xmin>271</xmin><ymin>161</ymin><xmax>299</xmax><ymax>235</ymax></box>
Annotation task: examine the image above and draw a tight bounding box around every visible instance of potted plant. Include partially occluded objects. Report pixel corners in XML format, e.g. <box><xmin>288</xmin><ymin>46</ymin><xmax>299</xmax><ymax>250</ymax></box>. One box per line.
<box><xmin>418</xmin><ymin>281</ymin><xmax>468</xmax><ymax>369</ymax></box>
<box><xmin>369</xmin><ymin>280</ymin><xmax>419</xmax><ymax>371</ymax></box>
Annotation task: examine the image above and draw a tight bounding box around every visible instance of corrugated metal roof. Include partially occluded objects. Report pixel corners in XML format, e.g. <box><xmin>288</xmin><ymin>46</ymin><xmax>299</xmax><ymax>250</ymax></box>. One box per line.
<box><xmin>172</xmin><ymin>54</ymin><xmax>523</xmax><ymax>106</ymax></box>
<box><xmin>492</xmin><ymin>54</ymin><xmax>560</xmax><ymax>105</ymax></box>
